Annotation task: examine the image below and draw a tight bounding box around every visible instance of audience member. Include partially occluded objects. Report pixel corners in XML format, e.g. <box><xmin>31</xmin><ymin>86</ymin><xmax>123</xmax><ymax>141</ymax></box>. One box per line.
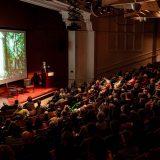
<box><xmin>0</xmin><ymin>144</ymin><xmax>16</xmax><ymax>160</ymax></box>
<box><xmin>1</xmin><ymin>62</ymin><xmax>160</xmax><ymax>160</ymax></box>
<box><xmin>23</xmin><ymin>96</ymin><xmax>36</xmax><ymax>116</ymax></box>
<box><xmin>13</xmin><ymin>104</ymin><xmax>30</xmax><ymax>119</ymax></box>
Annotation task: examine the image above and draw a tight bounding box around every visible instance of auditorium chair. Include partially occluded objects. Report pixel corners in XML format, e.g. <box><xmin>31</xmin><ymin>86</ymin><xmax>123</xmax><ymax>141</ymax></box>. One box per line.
<box><xmin>7</xmin><ymin>85</ymin><xmax>18</xmax><ymax>97</ymax></box>
<box><xmin>6</xmin><ymin>83</ymin><xmax>22</xmax><ymax>97</ymax></box>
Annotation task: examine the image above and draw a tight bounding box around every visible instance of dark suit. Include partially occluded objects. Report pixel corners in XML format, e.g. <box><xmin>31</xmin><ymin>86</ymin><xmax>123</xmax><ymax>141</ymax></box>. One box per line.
<box><xmin>40</xmin><ymin>64</ymin><xmax>47</xmax><ymax>87</ymax></box>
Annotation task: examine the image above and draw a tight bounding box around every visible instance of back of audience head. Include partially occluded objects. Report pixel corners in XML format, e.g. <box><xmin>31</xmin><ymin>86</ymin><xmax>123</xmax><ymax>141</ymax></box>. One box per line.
<box><xmin>21</xmin><ymin>130</ymin><xmax>33</xmax><ymax>144</ymax></box>
<box><xmin>27</xmin><ymin>96</ymin><xmax>33</xmax><ymax>102</ymax></box>
<box><xmin>14</xmin><ymin>99</ymin><xmax>19</xmax><ymax>105</ymax></box>
<box><xmin>86</xmin><ymin>122</ymin><xmax>97</xmax><ymax>136</ymax></box>
<box><xmin>0</xmin><ymin>145</ymin><xmax>15</xmax><ymax>160</ymax></box>
<box><xmin>7</xmin><ymin>121</ymin><xmax>21</xmax><ymax>138</ymax></box>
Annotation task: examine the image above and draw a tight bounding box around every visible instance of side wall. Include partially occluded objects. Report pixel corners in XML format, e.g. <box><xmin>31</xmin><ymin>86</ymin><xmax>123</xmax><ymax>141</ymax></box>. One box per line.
<box><xmin>93</xmin><ymin>15</ymin><xmax>160</xmax><ymax>78</ymax></box>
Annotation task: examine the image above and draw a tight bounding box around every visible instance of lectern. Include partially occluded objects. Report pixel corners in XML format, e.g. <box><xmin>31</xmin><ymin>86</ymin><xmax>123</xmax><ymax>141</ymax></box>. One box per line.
<box><xmin>46</xmin><ymin>71</ymin><xmax>54</xmax><ymax>88</ymax></box>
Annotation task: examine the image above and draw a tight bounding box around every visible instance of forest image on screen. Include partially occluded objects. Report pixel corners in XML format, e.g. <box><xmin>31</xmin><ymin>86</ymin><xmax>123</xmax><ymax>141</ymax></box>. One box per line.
<box><xmin>0</xmin><ymin>30</ymin><xmax>27</xmax><ymax>85</ymax></box>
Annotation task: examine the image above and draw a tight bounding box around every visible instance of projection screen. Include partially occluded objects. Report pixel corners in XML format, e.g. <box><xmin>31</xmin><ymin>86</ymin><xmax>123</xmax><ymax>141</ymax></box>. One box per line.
<box><xmin>0</xmin><ymin>29</ymin><xmax>27</xmax><ymax>85</ymax></box>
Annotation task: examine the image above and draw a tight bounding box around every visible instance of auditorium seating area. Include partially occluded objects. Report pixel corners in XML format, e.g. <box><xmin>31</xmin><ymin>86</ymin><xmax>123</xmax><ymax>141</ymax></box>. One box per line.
<box><xmin>0</xmin><ymin>62</ymin><xmax>160</xmax><ymax>160</ymax></box>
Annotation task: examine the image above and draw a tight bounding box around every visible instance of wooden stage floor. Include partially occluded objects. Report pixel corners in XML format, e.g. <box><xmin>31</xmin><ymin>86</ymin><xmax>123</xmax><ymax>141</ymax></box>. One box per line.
<box><xmin>0</xmin><ymin>87</ymin><xmax>57</xmax><ymax>108</ymax></box>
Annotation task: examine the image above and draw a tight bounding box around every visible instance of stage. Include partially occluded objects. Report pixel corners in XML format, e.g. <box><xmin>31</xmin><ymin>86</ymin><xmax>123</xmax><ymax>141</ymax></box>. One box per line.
<box><xmin>0</xmin><ymin>87</ymin><xmax>57</xmax><ymax>108</ymax></box>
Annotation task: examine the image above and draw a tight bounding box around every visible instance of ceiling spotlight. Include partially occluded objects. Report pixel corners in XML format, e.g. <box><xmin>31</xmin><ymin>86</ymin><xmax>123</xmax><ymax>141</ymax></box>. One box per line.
<box><xmin>144</xmin><ymin>10</ymin><xmax>150</xmax><ymax>13</ymax></box>
<box><xmin>140</xmin><ymin>11</ymin><xmax>146</xmax><ymax>16</ymax></box>
<box><xmin>106</xmin><ymin>6</ymin><xmax>111</xmax><ymax>13</ymax></box>
<box><xmin>138</xmin><ymin>17</ymin><xmax>147</xmax><ymax>22</ymax></box>
<box><xmin>85</xmin><ymin>0</ymin><xmax>91</xmax><ymax>4</ymax></box>
<box><xmin>139</xmin><ymin>17</ymin><xmax>143</xmax><ymax>22</ymax></box>
<box><xmin>131</xmin><ymin>3</ymin><xmax>141</xmax><ymax>11</ymax></box>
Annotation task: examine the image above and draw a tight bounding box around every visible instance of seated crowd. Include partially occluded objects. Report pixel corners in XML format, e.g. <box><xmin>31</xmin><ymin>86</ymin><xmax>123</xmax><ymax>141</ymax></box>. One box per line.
<box><xmin>0</xmin><ymin>62</ymin><xmax>160</xmax><ymax>160</ymax></box>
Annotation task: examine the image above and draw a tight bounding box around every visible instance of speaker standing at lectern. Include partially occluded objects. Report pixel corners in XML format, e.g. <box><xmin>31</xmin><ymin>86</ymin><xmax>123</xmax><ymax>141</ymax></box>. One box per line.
<box><xmin>41</xmin><ymin>61</ymin><xmax>47</xmax><ymax>73</ymax></box>
<box><xmin>40</xmin><ymin>61</ymin><xmax>49</xmax><ymax>87</ymax></box>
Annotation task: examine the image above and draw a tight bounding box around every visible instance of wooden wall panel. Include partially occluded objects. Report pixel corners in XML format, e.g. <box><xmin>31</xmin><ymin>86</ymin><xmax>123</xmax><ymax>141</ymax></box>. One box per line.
<box><xmin>93</xmin><ymin>15</ymin><xmax>157</xmax><ymax>78</ymax></box>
